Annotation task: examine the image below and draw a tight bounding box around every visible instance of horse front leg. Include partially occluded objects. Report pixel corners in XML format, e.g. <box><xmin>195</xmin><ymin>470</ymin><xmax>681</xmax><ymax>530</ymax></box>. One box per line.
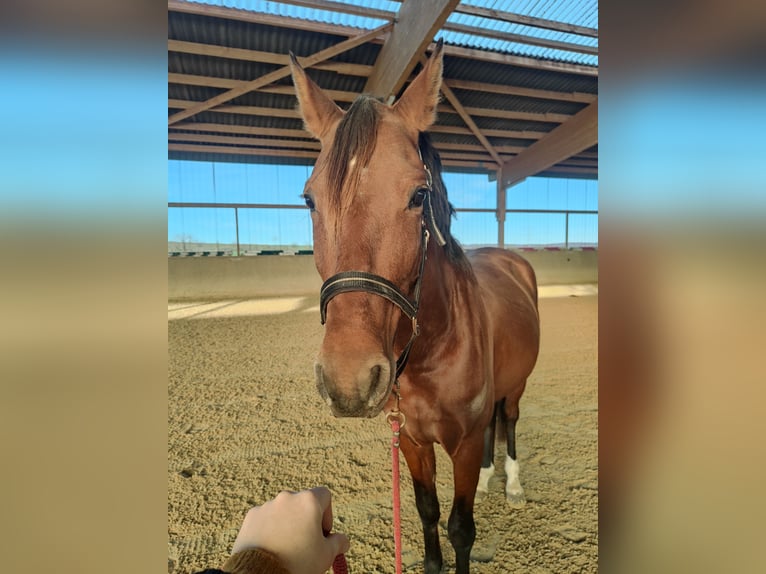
<box><xmin>400</xmin><ymin>436</ymin><xmax>442</xmax><ymax>574</ymax></box>
<box><xmin>447</xmin><ymin>432</ymin><xmax>484</xmax><ymax>574</ymax></box>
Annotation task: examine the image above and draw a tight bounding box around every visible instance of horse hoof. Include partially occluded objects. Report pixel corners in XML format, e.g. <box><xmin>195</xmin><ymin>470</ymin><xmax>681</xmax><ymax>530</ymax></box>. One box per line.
<box><xmin>506</xmin><ymin>491</ymin><xmax>526</xmax><ymax>507</ymax></box>
<box><xmin>475</xmin><ymin>489</ymin><xmax>487</xmax><ymax>503</ymax></box>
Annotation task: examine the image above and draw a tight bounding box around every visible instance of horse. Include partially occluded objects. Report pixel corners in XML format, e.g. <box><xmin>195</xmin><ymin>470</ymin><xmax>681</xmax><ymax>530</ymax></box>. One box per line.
<box><xmin>290</xmin><ymin>41</ymin><xmax>540</xmax><ymax>574</ymax></box>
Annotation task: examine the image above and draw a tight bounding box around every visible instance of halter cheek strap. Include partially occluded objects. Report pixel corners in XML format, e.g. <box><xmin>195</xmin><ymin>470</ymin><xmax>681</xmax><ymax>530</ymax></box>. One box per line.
<box><xmin>319</xmin><ymin>224</ymin><xmax>429</xmax><ymax>380</ymax></box>
<box><xmin>318</xmin><ymin>145</ymin><xmax>443</xmax><ymax>380</ymax></box>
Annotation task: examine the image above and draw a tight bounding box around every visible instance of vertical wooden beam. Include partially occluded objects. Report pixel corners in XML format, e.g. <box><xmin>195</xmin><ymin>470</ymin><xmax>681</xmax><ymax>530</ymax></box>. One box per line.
<box><xmin>496</xmin><ymin>169</ymin><xmax>506</xmax><ymax>247</ymax></box>
<box><xmin>364</xmin><ymin>0</ymin><xmax>459</xmax><ymax>101</ymax></box>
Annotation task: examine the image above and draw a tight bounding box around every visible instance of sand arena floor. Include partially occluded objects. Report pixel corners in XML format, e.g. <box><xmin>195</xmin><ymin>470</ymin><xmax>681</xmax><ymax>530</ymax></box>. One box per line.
<box><xmin>168</xmin><ymin>290</ymin><xmax>597</xmax><ymax>573</ymax></box>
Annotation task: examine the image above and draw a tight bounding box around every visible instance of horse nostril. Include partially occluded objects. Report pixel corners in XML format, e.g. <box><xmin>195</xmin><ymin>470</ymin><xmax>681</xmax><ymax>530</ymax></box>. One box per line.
<box><xmin>314</xmin><ymin>363</ymin><xmax>333</xmax><ymax>407</ymax></box>
<box><xmin>370</xmin><ymin>364</ymin><xmax>382</xmax><ymax>386</ymax></box>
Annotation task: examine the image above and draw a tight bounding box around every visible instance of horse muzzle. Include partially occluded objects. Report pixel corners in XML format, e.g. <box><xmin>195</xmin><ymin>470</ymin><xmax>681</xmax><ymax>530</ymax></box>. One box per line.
<box><xmin>314</xmin><ymin>355</ymin><xmax>393</xmax><ymax>418</ymax></box>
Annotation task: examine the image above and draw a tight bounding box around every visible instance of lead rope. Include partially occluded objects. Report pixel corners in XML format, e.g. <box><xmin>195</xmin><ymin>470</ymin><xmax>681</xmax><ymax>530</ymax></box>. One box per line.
<box><xmin>386</xmin><ymin>387</ymin><xmax>406</xmax><ymax>574</ymax></box>
<box><xmin>332</xmin><ymin>554</ymin><xmax>348</xmax><ymax>574</ymax></box>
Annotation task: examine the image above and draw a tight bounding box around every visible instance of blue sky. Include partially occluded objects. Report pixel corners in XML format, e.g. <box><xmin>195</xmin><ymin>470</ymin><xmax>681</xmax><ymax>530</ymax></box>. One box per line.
<box><xmin>167</xmin><ymin>1</ymin><xmax>599</xmax><ymax>248</ymax></box>
<box><xmin>168</xmin><ymin>160</ymin><xmax>598</xmax><ymax>247</ymax></box>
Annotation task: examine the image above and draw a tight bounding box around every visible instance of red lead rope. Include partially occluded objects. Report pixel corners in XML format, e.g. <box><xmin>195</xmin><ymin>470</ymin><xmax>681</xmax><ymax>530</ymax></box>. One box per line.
<box><xmin>333</xmin><ymin>412</ymin><xmax>404</xmax><ymax>574</ymax></box>
<box><xmin>388</xmin><ymin>412</ymin><xmax>405</xmax><ymax>574</ymax></box>
<box><xmin>332</xmin><ymin>553</ymin><xmax>348</xmax><ymax>574</ymax></box>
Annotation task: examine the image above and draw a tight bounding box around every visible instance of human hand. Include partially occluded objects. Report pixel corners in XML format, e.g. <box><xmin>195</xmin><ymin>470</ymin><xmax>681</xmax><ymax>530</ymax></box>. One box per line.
<box><xmin>231</xmin><ymin>487</ymin><xmax>350</xmax><ymax>574</ymax></box>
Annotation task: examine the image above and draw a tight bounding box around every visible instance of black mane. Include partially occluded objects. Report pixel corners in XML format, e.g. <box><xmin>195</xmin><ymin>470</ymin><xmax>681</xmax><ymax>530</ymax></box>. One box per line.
<box><xmin>418</xmin><ymin>132</ymin><xmax>469</xmax><ymax>269</ymax></box>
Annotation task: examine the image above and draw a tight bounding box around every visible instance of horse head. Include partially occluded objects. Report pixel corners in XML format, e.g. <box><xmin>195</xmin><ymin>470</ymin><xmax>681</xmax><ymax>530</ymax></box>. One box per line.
<box><xmin>291</xmin><ymin>42</ymin><xmax>444</xmax><ymax>417</ymax></box>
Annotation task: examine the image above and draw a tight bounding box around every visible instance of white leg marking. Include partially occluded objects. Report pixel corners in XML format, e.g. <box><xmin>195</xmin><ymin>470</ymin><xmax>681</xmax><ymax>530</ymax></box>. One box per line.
<box><xmin>477</xmin><ymin>463</ymin><xmax>494</xmax><ymax>493</ymax></box>
<box><xmin>505</xmin><ymin>456</ymin><xmax>523</xmax><ymax>497</ymax></box>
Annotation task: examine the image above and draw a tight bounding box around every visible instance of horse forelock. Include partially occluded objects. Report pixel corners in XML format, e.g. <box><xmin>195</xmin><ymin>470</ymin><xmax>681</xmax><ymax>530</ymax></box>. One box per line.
<box><xmin>325</xmin><ymin>96</ymin><xmax>381</xmax><ymax>212</ymax></box>
<box><xmin>322</xmin><ymin>98</ymin><xmax>468</xmax><ymax>270</ymax></box>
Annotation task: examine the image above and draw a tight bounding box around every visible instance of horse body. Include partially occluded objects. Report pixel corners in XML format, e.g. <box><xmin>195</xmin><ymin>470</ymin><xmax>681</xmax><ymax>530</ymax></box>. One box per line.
<box><xmin>469</xmin><ymin>248</ymin><xmax>540</xmax><ymax>503</ymax></box>
<box><xmin>470</xmin><ymin>248</ymin><xmax>539</xmax><ymax>398</ymax></box>
<box><xmin>290</xmin><ymin>42</ymin><xmax>540</xmax><ymax>573</ymax></box>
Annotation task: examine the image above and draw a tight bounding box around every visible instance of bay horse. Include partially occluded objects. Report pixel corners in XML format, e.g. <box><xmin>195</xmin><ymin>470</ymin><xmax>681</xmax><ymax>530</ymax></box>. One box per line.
<box><xmin>290</xmin><ymin>42</ymin><xmax>540</xmax><ymax>573</ymax></box>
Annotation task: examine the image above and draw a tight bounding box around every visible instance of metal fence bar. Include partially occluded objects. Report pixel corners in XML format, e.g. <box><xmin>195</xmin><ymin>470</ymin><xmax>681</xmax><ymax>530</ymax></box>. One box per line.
<box><xmin>168</xmin><ymin>202</ymin><xmax>306</xmax><ymax>209</ymax></box>
<box><xmin>167</xmin><ymin>203</ymin><xmax>597</xmax><ymax>252</ymax></box>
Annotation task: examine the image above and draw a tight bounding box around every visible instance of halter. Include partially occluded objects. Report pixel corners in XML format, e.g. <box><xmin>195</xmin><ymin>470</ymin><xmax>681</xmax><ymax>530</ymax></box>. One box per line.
<box><xmin>319</xmin><ymin>149</ymin><xmax>445</xmax><ymax>380</ymax></box>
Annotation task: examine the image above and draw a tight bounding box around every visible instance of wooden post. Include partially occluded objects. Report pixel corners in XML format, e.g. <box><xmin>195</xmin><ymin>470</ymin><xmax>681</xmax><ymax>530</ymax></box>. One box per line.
<box><xmin>496</xmin><ymin>169</ymin><xmax>506</xmax><ymax>248</ymax></box>
<box><xmin>234</xmin><ymin>207</ymin><xmax>240</xmax><ymax>256</ymax></box>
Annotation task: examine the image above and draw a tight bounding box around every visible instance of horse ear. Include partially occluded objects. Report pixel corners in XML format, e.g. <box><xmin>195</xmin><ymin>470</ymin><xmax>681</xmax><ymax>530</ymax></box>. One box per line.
<box><xmin>393</xmin><ymin>40</ymin><xmax>444</xmax><ymax>132</ymax></box>
<box><xmin>290</xmin><ymin>52</ymin><xmax>344</xmax><ymax>141</ymax></box>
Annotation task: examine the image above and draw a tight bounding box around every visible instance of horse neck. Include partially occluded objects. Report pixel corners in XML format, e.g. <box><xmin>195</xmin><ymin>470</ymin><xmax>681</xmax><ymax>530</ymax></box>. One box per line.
<box><xmin>417</xmin><ymin>241</ymin><xmax>476</xmax><ymax>339</ymax></box>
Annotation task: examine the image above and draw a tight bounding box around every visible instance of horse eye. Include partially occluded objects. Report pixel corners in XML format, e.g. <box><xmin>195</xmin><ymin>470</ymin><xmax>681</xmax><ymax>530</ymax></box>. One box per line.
<box><xmin>303</xmin><ymin>194</ymin><xmax>316</xmax><ymax>211</ymax></box>
<box><xmin>409</xmin><ymin>188</ymin><xmax>427</xmax><ymax>209</ymax></box>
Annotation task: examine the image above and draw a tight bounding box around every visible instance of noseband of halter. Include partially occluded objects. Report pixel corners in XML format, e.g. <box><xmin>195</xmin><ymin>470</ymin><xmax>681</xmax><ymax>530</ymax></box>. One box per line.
<box><xmin>319</xmin><ymin>151</ymin><xmax>446</xmax><ymax>380</ymax></box>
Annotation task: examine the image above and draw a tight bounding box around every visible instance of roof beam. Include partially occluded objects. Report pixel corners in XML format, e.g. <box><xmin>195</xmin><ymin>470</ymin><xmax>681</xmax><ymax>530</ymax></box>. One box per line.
<box><xmin>168</xmin><ymin>133</ymin><xmax>322</xmax><ymax>150</ymax></box>
<box><xmin>168</xmin><ymin>71</ymin><xmax>598</xmax><ymax>104</ymax></box>
<box><xmin>429</xmin><ymin>124</ymin><xmax>546</xmax><ymax>140</ymax></box>
<box><xmin>449</xmin><ymin>105</ymin><xmax>571</xmax><ymax>124</ymax></box>
<box><xmin>501</xmin><ymin>100</ymin><xmax>598</xmax><ymax>188</ymax></box>
<box><xmin>267</xmin><ymin>0</ymin><xmax>394</xmax><ymax>21</ymax></box>
<box><xmin>444</xmin><ymin>78</ymin><xmax>596</xmax><ymax>104</ymax></box>
<box><xmin>364</xmin><ymin>0</ymin><xmax>460</xmax><ymax>100</ymax></box>
<box><xmin>453</xmin><ymin>4</ymin><xmax>599</xmax><ymax>38</ymax></box>
<box><xmin>168</xmin><ymin>40</ymin><xmax>373</xmax><ymax>76</ymax></box>
<box><xmin>168</xmin><ymin>0</ymin><xmax>380</xmax><ymax>38</ymax></box>
<box><xmin>170</xmin><ymin>96</ymin><xmax>572</xmax><ymax>126</ymax></box>
<box><xmin>438</xmin><ymin>79</ymin><xmax>502</xmax><ymax>166</ymax></box>
<box><xmin>169</xmin><ymin>99</ymin><xmax>302</xmax><ymax>119</ymax></box>
<box><xmin>443</xmin><ymin>43</ymin><xmax>597</xmax><ymax>76</ymax></box>
<box><xmin>167</xmin><ymin>125</ymin><xmax>598</xmax><ymax>163</ymax></box>
<box><xmin>168</xmin><ymin>142</ymin><xmax>497</xmax><ymax>171</ymax></box>
<box><xmin>168</xmin><ymin>143</ymin><xmax>318</xmax><ymax>159</ymax></box>
<box><xmin>170</xmin><ymin>71</ymin><xmax>595</xmax><ymax>108</ymax></box>
<box><xmin>443</xmin><ymin>22</ymin><xmax>597</xmax><ymax>55</ymax></box>
<box><xmin>168</xmin><ymin>23</ymin><xmax>391</xmax><ymax>125</ymax></box>
<box><xmin>170</xmin><ymin>123</ymin><xmax>313</xmax><ymax>139</ymax></box>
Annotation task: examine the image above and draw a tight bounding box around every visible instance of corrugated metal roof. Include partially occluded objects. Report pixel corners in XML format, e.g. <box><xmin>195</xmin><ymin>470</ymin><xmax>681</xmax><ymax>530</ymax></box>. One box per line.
<box><xmin>447</xmin><ymin>88</ymin><xmax>587</xmax><ymax>115</ymax></box>
<box><xmin>184</xmin><ymin>0</ymin><xmax>597</xmax><ymax>65</ymax></box>
<box><xmin>168</xmin><ymin>0</ymin><xmax>598</xmax><ymax>178</ymax></box>
<box><xmin>184</xmin><ymin>0</ymin><xmax>389</xmax><ymax>30</ymax></box>
<box><xmin>485</xmin><ymin>0</ymin><xmax>597</xmax><ymax>29</ymax></box>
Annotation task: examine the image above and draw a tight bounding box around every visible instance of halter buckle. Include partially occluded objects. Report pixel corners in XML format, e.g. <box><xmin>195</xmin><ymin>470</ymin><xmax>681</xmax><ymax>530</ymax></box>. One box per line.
<box><xmin>386</xmin><ymin>410</ymin><xmax>406</xmax><ymax>430</ymax></box>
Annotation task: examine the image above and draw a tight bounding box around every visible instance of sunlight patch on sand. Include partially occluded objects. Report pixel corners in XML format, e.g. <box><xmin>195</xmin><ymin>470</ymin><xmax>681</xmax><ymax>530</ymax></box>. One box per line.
<box><xmin>168</xmin><ymin>301</ymin><xmax>237</xmax><ymax>319</ymax></box>
<box><xmin>538</xmin><ymin>284</ymin><xmax>598</xmax><ymax>298</ymax></box>
<box><xmin>168</xmin><ymin>298</ymin><xmax>306</xmax><ymax>320</ymax></box>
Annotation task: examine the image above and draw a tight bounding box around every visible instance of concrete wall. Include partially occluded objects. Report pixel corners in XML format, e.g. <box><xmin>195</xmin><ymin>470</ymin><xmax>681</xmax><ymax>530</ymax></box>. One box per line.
<box><xmin>519</xmin><ymin>249</ymin><xmax>598</xmax><ymax>286</ymax></box>
<box><xmin>168</xmin><ymin>250</ymin><xmax>597</xmax><ymax>300</ymax></box>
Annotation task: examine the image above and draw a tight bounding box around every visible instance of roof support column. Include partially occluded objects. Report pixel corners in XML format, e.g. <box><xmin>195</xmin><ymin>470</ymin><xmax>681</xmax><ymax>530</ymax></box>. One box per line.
<box><xmin>496</xmin><ymin>169</ymin><xmax>507</xmax><ymax>248</ymax></box>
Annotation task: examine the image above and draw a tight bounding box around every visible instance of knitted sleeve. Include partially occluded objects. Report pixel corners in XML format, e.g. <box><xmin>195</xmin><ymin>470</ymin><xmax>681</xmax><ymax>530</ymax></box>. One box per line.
<box><xmin>193</xmin><ymin>547</ymin><xmax>291</xmax><ymax>574</ymax></box>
